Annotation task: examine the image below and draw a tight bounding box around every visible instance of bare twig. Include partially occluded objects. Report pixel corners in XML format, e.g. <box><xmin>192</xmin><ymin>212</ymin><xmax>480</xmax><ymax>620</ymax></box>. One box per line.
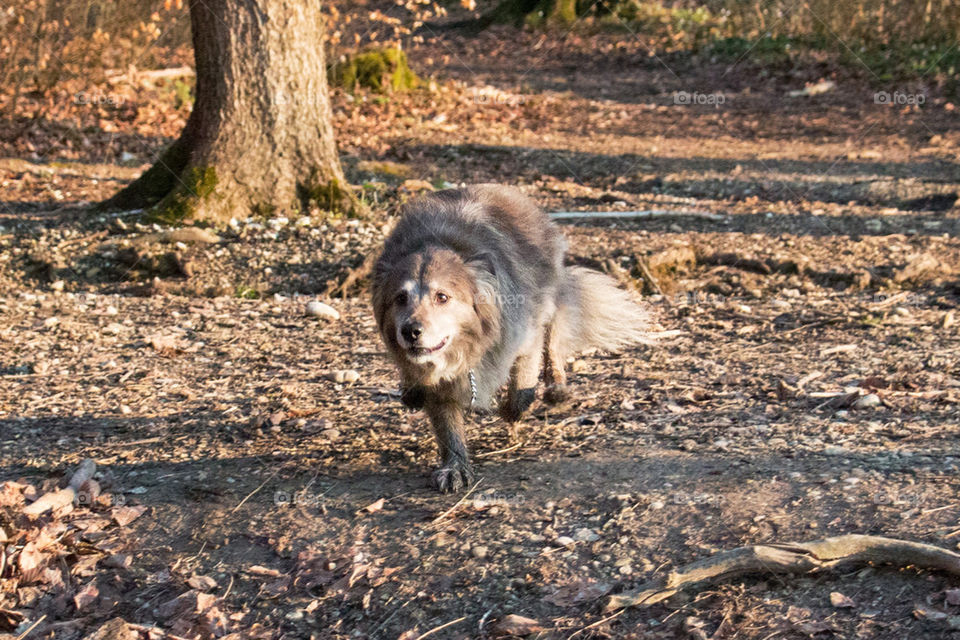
<box><xmin>475</xmin><ymin>441</ymin><xmax>523</xmax><ymax>458</ymax></box>
<box><xmin>415</xmin><ymin>615</ymin><xmax>467</xmax><ymax>640</ymax></box>
<box><xmin>231</xmin><ymin>466</ymin><xmax>282</xmax><ymax>513</ymax></box>
<box><xmin>16</xmin><ymin>615</ymin><xmax>46</xmax><ymax>640</ymax></box>
<box><xmin>429</xmin><ymin>479</ymin><xmax>483</xmax><ymax>525</ymax></box>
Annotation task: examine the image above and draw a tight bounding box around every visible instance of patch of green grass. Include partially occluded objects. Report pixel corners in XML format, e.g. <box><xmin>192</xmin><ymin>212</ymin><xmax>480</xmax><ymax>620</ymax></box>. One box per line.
<box><xmin>173</xmin><ymin>79</ymin><xmax>194</xmax><ymax>109</ymax></box>
<box><xmin>330</xmin><ymin>48</ymin><xmax>419</xmax><ymax>94</ymax></box>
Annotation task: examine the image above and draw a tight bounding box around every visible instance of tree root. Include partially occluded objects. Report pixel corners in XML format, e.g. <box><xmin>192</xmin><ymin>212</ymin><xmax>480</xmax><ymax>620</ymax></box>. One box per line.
<box><xmin>605</xmin><ymin>534</ymin><xmax>960</xmax><ymax>612</ymax></box>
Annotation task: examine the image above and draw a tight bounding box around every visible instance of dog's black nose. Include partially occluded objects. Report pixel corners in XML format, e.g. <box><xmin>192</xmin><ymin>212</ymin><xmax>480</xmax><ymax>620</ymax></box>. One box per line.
<box><xmin>401</xmin><ymin>322</ymin><xmax>422</xmax><ymax>343</ymax></box>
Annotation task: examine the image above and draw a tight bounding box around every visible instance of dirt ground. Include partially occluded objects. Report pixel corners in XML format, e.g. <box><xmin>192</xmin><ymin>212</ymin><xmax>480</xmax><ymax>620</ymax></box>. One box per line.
<box><xmin>2</xmin><ymin>23</ymin><xmax>960</xmax><ymax>640</ymax></box>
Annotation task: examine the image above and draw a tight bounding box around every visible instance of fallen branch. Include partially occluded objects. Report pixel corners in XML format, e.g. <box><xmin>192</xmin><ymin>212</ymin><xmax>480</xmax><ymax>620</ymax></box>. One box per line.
<box><xmin>106</xmin><ymin>66</ymin><xmax>195</xmax><ymax>84</ymax></box>
<box><xmin>331</xmin><ymin>251</ymin><xmax>377</xmax><ymax>298</ymax></box>
<box><xmin>605</xmin><ymin>534</ymin><xmax>960</xmax><ymax>612</ymax></box>
<box><xmin>23</xmin><ymin>458</ymin><xmax>96</xmax><ymax>516</ymax></box>
<box><xmin>549</xmin><ymin>210</ymin><xmax>725</xmax><ymax>221</ymax></box>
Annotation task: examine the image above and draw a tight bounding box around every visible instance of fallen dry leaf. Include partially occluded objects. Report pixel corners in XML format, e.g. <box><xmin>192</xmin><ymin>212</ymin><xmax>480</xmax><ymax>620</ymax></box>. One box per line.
<box><xmin>187</xmin><ymin>574</ymin><xmax>219</xmax><ymax>591</ymax></box>
<box><xmin>111</xmin><ymin>504</ymin><xmax>147</xmax><ymax>526</ymax></box>
<box><xmin>74</xmin><ymin>581</ymin><xmax>100</xmax><ymax>611</ymax></box>
<box><xmin>491</xmin><ymin>614</ymin><xmax>543</xmax><ymax>636</ymax></box>
<box><xmin>360</xmin><ymin>497</ymin><xmax>385</xmax><ymax>514</ymax></box>
<box><xmin>544</xmin><ymin>579</ymin><xmax>612</xmax><ymax>607</ymax></box>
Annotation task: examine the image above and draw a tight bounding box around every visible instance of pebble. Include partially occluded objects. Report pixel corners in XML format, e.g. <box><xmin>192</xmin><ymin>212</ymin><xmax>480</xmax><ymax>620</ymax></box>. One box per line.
<box><xmin>572</xmin><ymin>528</ymin><xmax>599</xmax><ymax>543</ymax></box>
<box><xmin>853</xmin><ymin>394</ymin><xmax>881</xmax><ymax>409</ymax></box>
<box><xmin>555</xmin><ymin>536</ymin><xmax>575</xmax><ymax>548</ymax></box>
<box><xmin>326</xmin><ymin>369</ymin><xmax>359</xmax><ymax>384</ymax></box>
<box><xmin>472</xmin><ymin>545</ymin><xmax>489</xmax><ymax>559</ymax></box>
<box><xmin>285</xmin><ymin>610</ymin><xmax>304</xmax><ymax>622</ymax></box>
<box><xmin>320</xmin><ymin>428</ymin><xmax>341</xmax><ymax>440</ymax></box>
<box><xmin>306</xmin><ymin>301</ymin><xmax>340</xmax><ymax>321</ymax></box>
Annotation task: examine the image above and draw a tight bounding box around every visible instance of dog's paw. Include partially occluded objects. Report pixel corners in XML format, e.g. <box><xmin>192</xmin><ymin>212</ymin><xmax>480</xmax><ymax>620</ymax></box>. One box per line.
<box><xmin>543</xmin><ymin>384</ymin><xmax>569</xmax><ymax>405</ymax></box>
<box><xmin>432</xmin><ymin>461</ymin><xmax>474</xmax><ymax>493</ymax></box>
<box><xmin>500</xmin><ymin>387</ymin><xmax>536</xmax><ymax>422</ymax></box>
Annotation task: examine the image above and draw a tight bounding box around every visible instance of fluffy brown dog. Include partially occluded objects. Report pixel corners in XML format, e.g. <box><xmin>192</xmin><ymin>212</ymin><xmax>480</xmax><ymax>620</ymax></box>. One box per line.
<box><xmin>372</xmin><ymin>185</ymin><xmax>649</xmax><ymax>492</ymax></box>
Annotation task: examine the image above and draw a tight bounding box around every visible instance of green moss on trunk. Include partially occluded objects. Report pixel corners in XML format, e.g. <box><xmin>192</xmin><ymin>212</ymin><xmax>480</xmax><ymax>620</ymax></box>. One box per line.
<box><xmin>98</xmin><ymin>136</ymin><xmax>192</xmax><ymax>211</ymax></box>
<box><xmin>330</xmin><ymin>48</ymin><xmax>419</xmax><ymax>93</ymax></box>
<box><xmin>297</xmin><ymin>175</ymin><xmax>365</xmax><ymax>219</ymax></box>
<box><xmin>145</xmin><ymin>166</ymin><xmax>219</xmax><ymax>225</ymax></box>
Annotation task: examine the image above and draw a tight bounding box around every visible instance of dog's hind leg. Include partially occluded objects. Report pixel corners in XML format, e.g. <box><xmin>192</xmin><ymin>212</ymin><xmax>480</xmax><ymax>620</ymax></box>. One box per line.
<box><xmin>543</xmin><ymin>318</ymin><xmax>569</xmax><ymax>404</ymax></box>
<box><xmin>500</xmin><ymin>326</ymin><xmax>545</xmax><ymax>430</ymax></box>
<box><xmin>425</xmin><ymin>395</ymin><xmax>474</xmax><ymax>493</ymax></box>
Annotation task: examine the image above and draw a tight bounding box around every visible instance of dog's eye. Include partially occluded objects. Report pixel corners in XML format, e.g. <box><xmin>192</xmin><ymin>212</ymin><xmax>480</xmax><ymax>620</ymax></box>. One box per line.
<box><xmin>435</xmin><ymin>292</ymin><xmax>449</xmax><ymax>304</ymax></box>
<box><xmin>395</xmin><ymin>291</ymin><xmax>409</xmax><ymax>306</ymax></box>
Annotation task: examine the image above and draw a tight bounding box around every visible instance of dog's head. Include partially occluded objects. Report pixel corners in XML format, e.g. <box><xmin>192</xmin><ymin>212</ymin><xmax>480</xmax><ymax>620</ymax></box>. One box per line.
<box><xmin>373</xmin><ymin>246</ymin><xmax>500</xmax><ymax>380</ymax></box>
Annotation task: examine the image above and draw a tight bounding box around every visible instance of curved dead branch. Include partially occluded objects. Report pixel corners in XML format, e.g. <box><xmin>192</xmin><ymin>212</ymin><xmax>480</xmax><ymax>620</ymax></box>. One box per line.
<box><xmin>606</xmin><ymin>534</ymin><xmax>960</xmax><ymax>612</ymax></box>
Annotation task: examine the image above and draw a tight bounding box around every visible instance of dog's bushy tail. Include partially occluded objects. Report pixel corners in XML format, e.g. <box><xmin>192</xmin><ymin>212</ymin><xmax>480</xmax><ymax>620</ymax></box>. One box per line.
<box><xmin>553</xmin><ymin>266</ymin><xmax>653</xmax><ymax>358</ymax></box>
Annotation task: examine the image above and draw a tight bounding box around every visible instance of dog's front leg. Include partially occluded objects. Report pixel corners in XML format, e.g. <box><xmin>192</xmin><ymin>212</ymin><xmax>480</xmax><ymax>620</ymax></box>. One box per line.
<box><xmin>424</xmin><ymin>395</ymin><xmax>474</xmax><ymax>493</ymax></box>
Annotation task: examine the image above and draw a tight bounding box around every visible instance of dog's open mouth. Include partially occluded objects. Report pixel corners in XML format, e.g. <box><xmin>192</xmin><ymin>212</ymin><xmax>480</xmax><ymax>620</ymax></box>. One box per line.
<box><xmin>408</xmin><ymin>337</ymin><xmax>448</xmax><ymax>357</ymax></box>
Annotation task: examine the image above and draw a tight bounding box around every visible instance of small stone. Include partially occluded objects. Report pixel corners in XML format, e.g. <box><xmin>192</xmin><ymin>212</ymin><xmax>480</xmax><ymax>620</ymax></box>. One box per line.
<box><xmin>320</xmin><ymin>428</ymin><xmax>341</xmax><ymax>440</ymax></box>
<box><xmin>325</xmin><ymin>369</ymin><xmax>359</xmax><ymax>384</ymax></box>
<box><xmin>555</xmin><ymin>536</ymin><xmax>575</xmax><ymax>548</ymax></box>
<box><xmin>285</xmin><ymin>610</ymin><xmax>304</xmax><ymax>621</ymax></box>
<box><xmin>572</xmin><ymin>528</ymin><xmax>599</xmax><ymax>543</ymax></box>
<box><xmin>830</xmin><ymin>591</ymin><xmax>855</xmax><ymax>608</ymax></box>
<box><xmin>51</xmin><ymin>280</ymin><xmax>64</xmax><ymax>292</ymax></box>
<box><xmin>853</xmin><ymin>394</ymin><xmax>881</xmax><ymax>409</ymax></box>
<box><xmin>649</xmin><ymin>500</ymin><xmax>665</xmax><ymax>510</ymax></box>
<box><xmin>305</xmin><ymin>301</ymin><xmax>339</xmax><ymax>321</ymax></box>
<box><xmin>472</xmin><ymin>545</ymin><xmax>488</xmax><ymax>559</ymax></box>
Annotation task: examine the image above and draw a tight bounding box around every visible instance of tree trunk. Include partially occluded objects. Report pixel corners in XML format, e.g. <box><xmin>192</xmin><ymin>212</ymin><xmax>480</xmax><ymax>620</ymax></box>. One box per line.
<box><xmin>101</xmin><ymin>0</ymin><xmax>356</xmax><ymax>223</ymax></box>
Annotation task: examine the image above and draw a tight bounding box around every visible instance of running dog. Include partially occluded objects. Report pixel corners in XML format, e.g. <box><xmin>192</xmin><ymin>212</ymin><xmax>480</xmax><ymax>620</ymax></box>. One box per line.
<box><xmin>372</xmin><ymin>185</ymin><xmax>650</xmax><ymax>492</ymax></box>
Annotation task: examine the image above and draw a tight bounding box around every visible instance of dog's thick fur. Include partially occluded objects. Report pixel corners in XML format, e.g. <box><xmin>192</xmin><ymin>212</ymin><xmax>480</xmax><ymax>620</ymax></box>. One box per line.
<box><xmin>372</xmin><ymin>185</ymin><xmax>649</xmax><ymax>492</ymax></box>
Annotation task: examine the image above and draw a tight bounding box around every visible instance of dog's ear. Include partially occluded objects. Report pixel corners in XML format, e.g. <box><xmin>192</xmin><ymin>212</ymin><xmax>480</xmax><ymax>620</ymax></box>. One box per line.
<box><xmin>466</xmin><ymin>252</ymin><xmax>496</xmax><ymax>277</ymax></box>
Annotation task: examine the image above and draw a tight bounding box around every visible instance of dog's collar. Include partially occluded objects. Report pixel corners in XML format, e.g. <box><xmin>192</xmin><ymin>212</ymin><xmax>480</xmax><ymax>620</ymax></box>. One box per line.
<box><xmin>468</xmin><ymin>369</ymin><xmax>477</xmax><ymax>409</ymax></box>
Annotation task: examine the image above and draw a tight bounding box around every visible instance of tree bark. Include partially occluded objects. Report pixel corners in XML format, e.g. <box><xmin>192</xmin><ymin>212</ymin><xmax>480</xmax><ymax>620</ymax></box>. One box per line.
<box><xmin>101</xmin><ymin>0</ymin><xmax>356</xmax><ymax>223</ymax></box>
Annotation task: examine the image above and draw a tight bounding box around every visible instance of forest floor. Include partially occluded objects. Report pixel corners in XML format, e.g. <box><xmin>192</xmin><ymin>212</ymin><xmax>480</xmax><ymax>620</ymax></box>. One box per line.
<box><xmin>1</xmin><ymin>23</ymin><xmax>960</xmax><ymax>640</ymax></box>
